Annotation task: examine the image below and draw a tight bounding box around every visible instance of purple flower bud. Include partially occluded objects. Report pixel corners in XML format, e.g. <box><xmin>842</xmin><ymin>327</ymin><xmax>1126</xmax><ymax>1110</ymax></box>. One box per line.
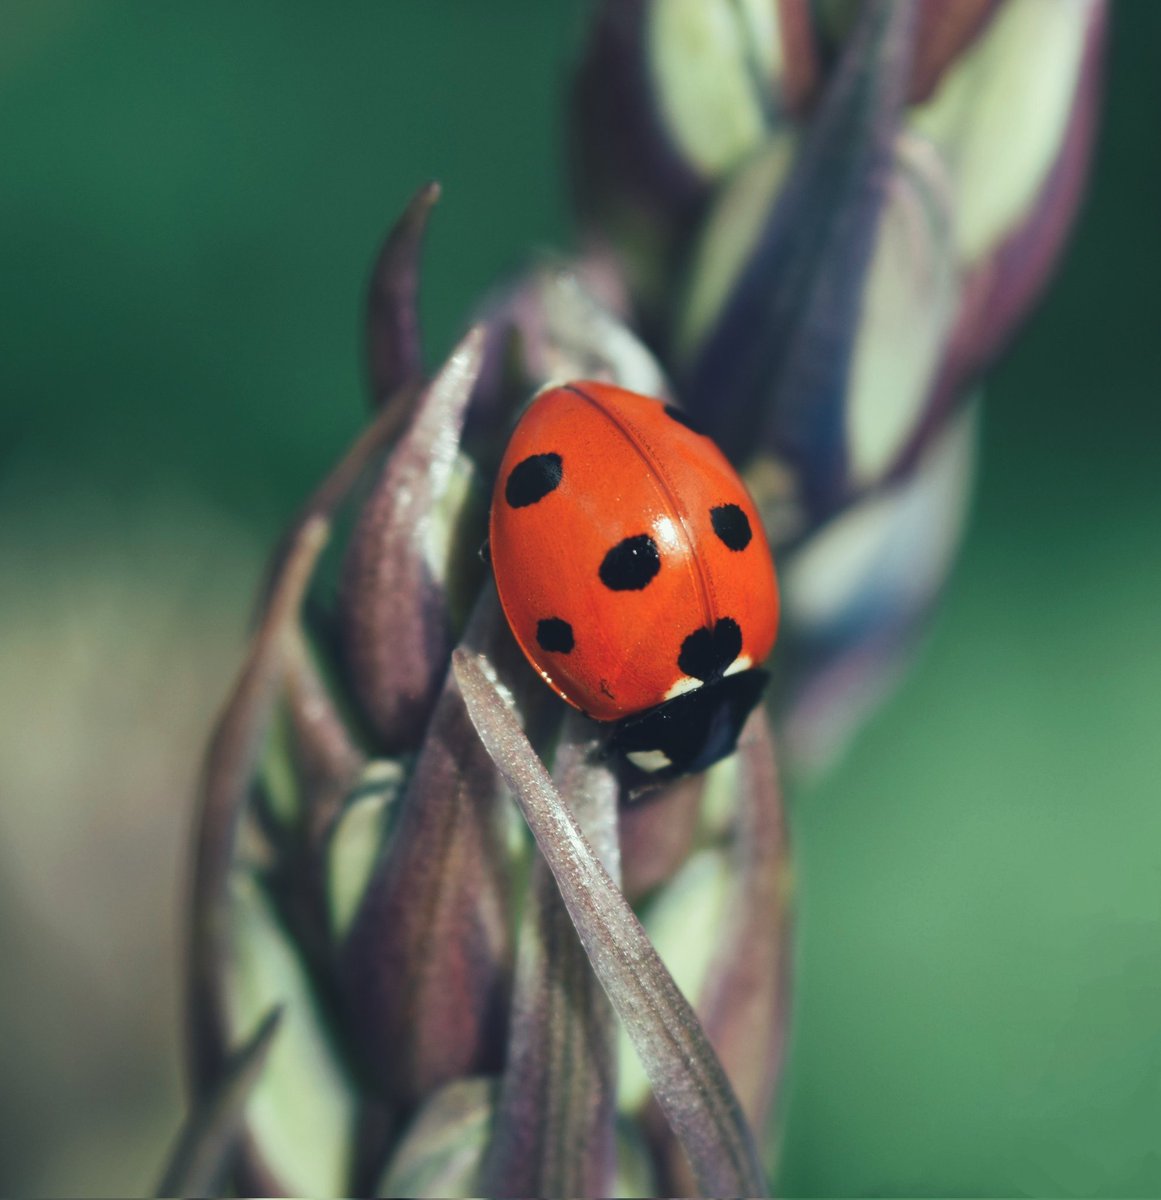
<box><xmin>339</xmin><ymin>326</ymin><xmax>487</xmax><ymax>753</ymax></box>
<box><xmin>338</xmin><ymin>588</ymin><xmax>532</xmax><ymax>1105</ymax></box>
<box><xmin>572</xmin><ymin>0</ymin><xmax>820</xmax><ymax>322</ymax></box>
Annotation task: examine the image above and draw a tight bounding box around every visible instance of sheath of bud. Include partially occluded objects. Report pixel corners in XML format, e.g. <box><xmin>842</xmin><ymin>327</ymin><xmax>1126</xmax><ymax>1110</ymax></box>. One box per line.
<box><xmin>780</xmin><ymin>401</ymin><xmax>978</xmax><ymax>772</ymax></box>
<box><xmin>814</xmin><ymin>0</ymin><xmax>1001</xmax><ymax>104</ymax></box>
<box><xmin>677</xmin><ymin>1</ymin><xmax>917</xmax><ymax>480</ymax></box>
<box><xmin>843</xmin><ymin>132</ymin><xmax>958</xmax><ymax>489</ymax></box>
<box><xmin>377</xmin><ymin>1078</ymin><xmax>497</xmax><ymax>1198</ymax></box>
<box><xmin>339</xmin><ymin>325</ymin><xmax>486</xmax><ymax>753</ymax></box>
<box><xmin>224</xmin><ymin>869</ymin><xmax>357</xmax><ymax>1196</ymax></box>
<box><xmin>617</xmin><ymin>847</ymin><xmax>733</xmax><ymax>1114</ymax></box>
<box><xmin>505</xmin><ymin>265</ymin><xmax>672</xmax><ymax>401</ymax></box>
<box><xmin>911</xmin><ymin>0</ymin><xmax>1100</xmax><ymax>267</ymax></box>
<box><xmin>338</xmin><ymin>589</ymin><xmax>525</xmax><ymax>1104</ymax></box>
<box><xmin>325</xmin><ymin>759</ymin><xmax>406</xmax><ymax>942</ymax></box>
<box><xmin>365</xmin><ymin>181</ymin><xmax>440</xmax><ymax>407</ymax></box>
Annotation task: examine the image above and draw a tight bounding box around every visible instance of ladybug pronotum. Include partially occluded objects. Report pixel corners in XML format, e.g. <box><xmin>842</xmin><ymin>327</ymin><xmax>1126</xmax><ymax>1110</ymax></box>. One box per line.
<box><xmin>489</xmin><ymin>380</ymin><xmax>780</xmax><ymax>779</ymax></box>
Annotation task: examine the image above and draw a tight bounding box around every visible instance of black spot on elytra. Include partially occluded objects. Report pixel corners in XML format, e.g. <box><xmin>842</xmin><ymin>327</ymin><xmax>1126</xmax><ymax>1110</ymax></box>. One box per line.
<box><xmin>599</xmin><ymin>534</ymin><xmax>661</xmax><ymax>591</ymax></box>
<box><xmin>678</xmin><ymin>617</ymin><xmax>742</xmax><ymax>682</ymax></box>
<box><xmin>710</xmin><ymin>503</ymin><xmax>752</xmax><ymax>551</ymax></box>
<box><xmin>536</xmin><ymin>617</ymin><xmax>574</xmax><ymax>654</ymax></box>
<box><xmin>663</xmin><ymin>404</ymin><xmax>704</xmax><ymax>434</ymax></box>
<box><xmin>505</xmin><ymin>452</ymin><xmax>562</xmax><ymax>508</ymax></box>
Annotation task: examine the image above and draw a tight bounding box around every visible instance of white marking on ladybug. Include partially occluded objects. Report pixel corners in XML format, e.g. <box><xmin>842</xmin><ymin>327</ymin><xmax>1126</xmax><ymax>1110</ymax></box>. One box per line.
<box><xmin>626</xmin><ymin>748</ymin><xmax>673</xmax><ymax>774</ymax></box>
<box><xmin>663</xmin><ymin>676</ymin><xmax>702</xmax><ymax>701</ymax></box>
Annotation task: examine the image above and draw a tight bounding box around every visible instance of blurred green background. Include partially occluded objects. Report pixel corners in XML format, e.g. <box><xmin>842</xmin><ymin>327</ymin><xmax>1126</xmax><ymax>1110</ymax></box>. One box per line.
<box><xmin>0</xmin><ymin>4</ymin><xmax>1157</xmax><ymax>1196</ymax></box>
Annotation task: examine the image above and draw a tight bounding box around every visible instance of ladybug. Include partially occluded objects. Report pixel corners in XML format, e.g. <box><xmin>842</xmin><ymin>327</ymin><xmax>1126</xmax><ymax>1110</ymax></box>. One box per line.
<box><xmin>488</xmin><ymin>380</ymin><xmax>779</xmax><ymax>780</ymax></box>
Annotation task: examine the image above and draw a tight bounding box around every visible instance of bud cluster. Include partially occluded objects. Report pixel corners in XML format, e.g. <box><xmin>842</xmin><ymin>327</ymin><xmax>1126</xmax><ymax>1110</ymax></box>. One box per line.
<box><xmin>167</xmin><ymin>4</ymin><xmax>1106</xmax><ymax>1195</ymax></box>
<box><xmin>575</xmin><ymin>0</ymin><xmax>1106</xmax><ymax>767</ymax></box>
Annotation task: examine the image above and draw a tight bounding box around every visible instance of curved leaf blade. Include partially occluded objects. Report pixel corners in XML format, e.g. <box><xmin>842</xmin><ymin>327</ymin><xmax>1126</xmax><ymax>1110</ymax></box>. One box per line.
<box><xmin>480</xmin><ymin>716</ymin><xmax>621</xmax><ymax>1198</ymax></box>
<box><xmin>453</xmin><ymin>649</ymin><xmax>768</xmax><ymax>1198</ymax></box>
<box><xmin>156</xmin><ymin>1007</ymin><xmax>282</xmax><ymax>1198</ymax></box>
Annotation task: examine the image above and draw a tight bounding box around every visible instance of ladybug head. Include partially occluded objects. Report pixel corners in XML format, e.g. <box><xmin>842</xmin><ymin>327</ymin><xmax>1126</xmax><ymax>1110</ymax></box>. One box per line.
<box><xmin>608</xmin><ymin>667</ymin><xmax>769</xmax><ymax>784</ymax></box>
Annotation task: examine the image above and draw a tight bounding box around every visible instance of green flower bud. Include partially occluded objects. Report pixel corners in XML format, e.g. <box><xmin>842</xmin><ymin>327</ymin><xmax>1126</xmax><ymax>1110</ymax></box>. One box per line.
<box><xmin>224</xmin><ymin>869</ymin><xmax>358</xmax><ymax>1195</ymax></box>
<box><xmin>619</xmin><ymin>847</ymin><xmax>734</xmax><ymax>1113</ymax></box>
<box><xmin>572</xmin><ymin>0</ymin><xmax>818</xmax><ymax>320</ymax></box>
<box><xmin>842</xmin><ymin>133</ymin><xmax>958</xmax><ymax>488</ymax></box>
<box><xmin>676</xmin><ymin>126</ymin><xmax>958</xmax><ymax>502</ymax></box>
<box><xmin>674</xmin><ymin>132</ymin><xmax>798</xmax><ymax>362</ymax></box>
<box><xmin>778</xmin><ymin>401</ymin><xmax>979</xmax><ymax>770</ymax></box>
<box><xmin>911</xmin><ymin>0</ymin><xmax>1100</xmax><ymax>267</ymax></box>
<box><xmin>645</xmin><ymin>0</ymin><xmax>807</xmax><ymax>180</ymax></box>
<box><xmin>921</xmin><ymin>0</ymin><xmax>1107</xmax><ymax>408</ymax></box>
<box><xmin>325</xmin><ymin>759</ymin><xmax>405</xmax><ymax>942</ymax></box>
<box><xmin>377</xmin><ymin>1078</ymin><xmax>496</xmax><ymax>1198</ymax></box>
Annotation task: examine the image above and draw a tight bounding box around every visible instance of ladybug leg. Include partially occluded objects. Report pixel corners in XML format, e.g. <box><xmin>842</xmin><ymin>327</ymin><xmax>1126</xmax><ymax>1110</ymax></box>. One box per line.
<box><xmin>591</xmin><ymin>725</ymin><xmax>618</xmax><ymax>764</ymax></box>
<box><xmin>477</xmin><ymin>536</ymin><xmax>492</xmax><ymax>566</ymax></box>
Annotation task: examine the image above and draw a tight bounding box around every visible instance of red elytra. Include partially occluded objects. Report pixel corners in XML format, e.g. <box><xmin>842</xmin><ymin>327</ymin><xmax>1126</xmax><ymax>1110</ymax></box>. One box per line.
<box><xmin>488</xmin><ymin>381</ymin><xmax>779</xmax><ymax>775</ymax></box>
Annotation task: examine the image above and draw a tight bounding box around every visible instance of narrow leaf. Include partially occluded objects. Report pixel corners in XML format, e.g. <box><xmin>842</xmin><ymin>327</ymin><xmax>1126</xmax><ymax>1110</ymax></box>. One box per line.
<box><xmin>481</xmin><ymin>715</ymin><xmax>621</xmax><ymax>1198</ymax></box>
<box><xmin>282</xmin><ymin>626</ymin><xmax>366</xmax><ymax>848</ymax></box>
<box><xmin>453</xmin><ymin>649</ymin><xmax>768</xmax><ymax>1198</ymax></box>
<box><xmin>156</xmin><ymin>1008</ymin><xmax>282</xmax><ymax>1198</ymax></box>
